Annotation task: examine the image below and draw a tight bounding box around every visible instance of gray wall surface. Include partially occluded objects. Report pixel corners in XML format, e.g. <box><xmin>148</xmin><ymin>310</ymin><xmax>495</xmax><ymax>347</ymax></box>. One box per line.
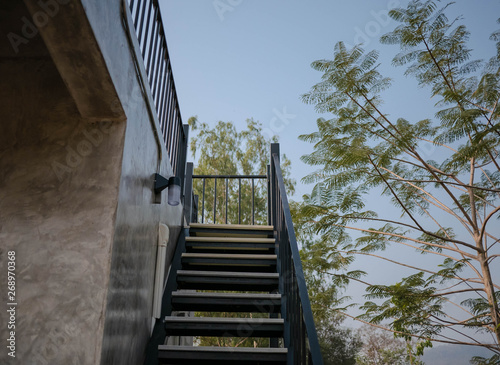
<box><xmin>0</xmin><ymin>56</ymin><xmax>126</xmax><ymax>364</ymax></box>
<box><xmin>0</xmin><ymin>1</ymin><xmax>184</xmax><ymax>364</ymax></box>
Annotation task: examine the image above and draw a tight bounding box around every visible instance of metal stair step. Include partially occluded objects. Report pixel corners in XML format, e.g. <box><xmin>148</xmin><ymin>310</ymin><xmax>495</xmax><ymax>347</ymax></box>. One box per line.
<box><xmin>164</xmin><ymin>317</ymin><xmax>284</xmax><ymax>337</ymax></box>
<box><xmin>171</xmin><ymin>291</ymin><xmax>281</xmax><ymax>313</ymax></box>
<box><xmin>189</xmin><ymin>223</ymin><xmax>274</xmax><ymax>238</ymax></box>
<box><xmin>176</xmin><ymin>270</ymin><xmax>280</xmax><ymax>291</ymax></box>
<box><xmin>186</xmin><ymin>237</ymin><xmax>275</xmax><ymax>243</ymax></box>
<box><xmin>186</xmin><ymin>236</ymin><xmax>275</xmax><ymax>253</ymax></box>
<box><xmin>181</xmin><ymin>253</ymin><xmax>277</xmax><ymax>272</ymax></box>
<box><xmin>158</xmin><ymin>345</ymin><xmax>287</xmax><ymax>364</ymax></box>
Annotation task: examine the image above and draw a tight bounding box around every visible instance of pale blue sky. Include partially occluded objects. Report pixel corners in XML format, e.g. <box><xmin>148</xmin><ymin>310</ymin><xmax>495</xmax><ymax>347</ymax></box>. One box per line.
<box><xmin>160</xmin><ymin>1</ymin><xmax>500</xmax><ymax>359</ymax></box>
<box><xmin>161</xmin><ymin>0</ymin><xmax>500</xmax><ymax>198</ymax></box>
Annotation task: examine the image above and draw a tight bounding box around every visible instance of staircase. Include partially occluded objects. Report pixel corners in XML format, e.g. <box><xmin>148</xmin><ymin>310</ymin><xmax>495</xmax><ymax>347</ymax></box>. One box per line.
<box><xmin>158</xmin><ymin>223</ymin><xmax>288</xmax><ymax>364</ymax></box>
<box><xmin>146</xmin><ymin>144</ymin><xmax>323</xmax><ymax>365</ymax></box>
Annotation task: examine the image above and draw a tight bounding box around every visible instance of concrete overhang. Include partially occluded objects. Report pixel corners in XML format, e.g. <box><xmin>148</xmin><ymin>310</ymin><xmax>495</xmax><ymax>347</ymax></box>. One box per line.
<box><xmin>18</xmin><ymin>0</ymin><xmax>126</xmax><ymax>122</ymax></box>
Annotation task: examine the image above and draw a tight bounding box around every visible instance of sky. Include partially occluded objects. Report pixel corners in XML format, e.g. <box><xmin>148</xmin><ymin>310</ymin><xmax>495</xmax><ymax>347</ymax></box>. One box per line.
<box><xmin>159</xmin><ymin>0</ymin><xmax>500</xmax><ymax>361</ymax></box>
<box><xmin>160</xmin><ymin>0</ymin><xmax>500</xmax><ymax>198</ymax></box>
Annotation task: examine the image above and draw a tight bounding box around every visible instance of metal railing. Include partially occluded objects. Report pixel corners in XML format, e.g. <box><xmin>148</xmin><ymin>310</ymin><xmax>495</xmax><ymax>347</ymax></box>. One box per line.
<box><xmin>184</xmin><ymin>163</ymin><xmax>198</xmax><ymax>224</ymax></box>
<box><xmin>191</xmin><ymin>173</ymin><xmax>268</xmax><ymax>225</ymax></box>
<box><xmin>127</xmin><ymin>0</ymin><xmax>187</xmax><ymax>177</ymax></box>
<box><xmin>269</xmin><ymin>144</ymin><xmax>324</xmax><ymax>365</ymax></box>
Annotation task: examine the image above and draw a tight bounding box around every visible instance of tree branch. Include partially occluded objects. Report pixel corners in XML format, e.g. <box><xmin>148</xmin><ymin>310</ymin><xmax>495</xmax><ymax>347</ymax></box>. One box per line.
<box><xmin>331</xmin><ymin>307</ymin><xmax>500</xmax><ymax>351</ymax></box>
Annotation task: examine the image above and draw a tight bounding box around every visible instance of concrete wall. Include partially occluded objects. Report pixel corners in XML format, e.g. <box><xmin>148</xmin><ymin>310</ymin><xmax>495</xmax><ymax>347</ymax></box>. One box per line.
<box><xmin>0</xmin><ymin>56</ymin><xmax>126</xmax><ymax>364</ymax></box>
<box><xmin>0</xmin><ymin>1</ymin><xmax>184</xmax><ymax>364</ymax></box>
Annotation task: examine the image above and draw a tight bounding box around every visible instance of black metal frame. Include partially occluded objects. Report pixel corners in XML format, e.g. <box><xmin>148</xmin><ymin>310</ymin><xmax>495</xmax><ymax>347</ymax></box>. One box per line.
<box><xmin>126</xmin><ymin>1</ymin><xmax>323</xmax><ymax>357</ymax></box>
<box><xmin>144</xmin><ymin>144</ymin><xmax>323</xmax><ymax>364</ymax></box>
<box><xmin>269</xmin><ymin>144</ymin><xmax>324</xmax><ymax>365</ymax></box>
<box><xmin>192</xmin><ymin>174</ymin><xmax>268</xmax><ymax>225</ymax></box>
<box><xmin>127</xmin><ymin>0</ymin><xmax>188</xmax><ymax>180</ymax></box>
<box><xmin>144</xmin><ymin>228</ymin><xmax>187</xmax><ymax>365</ymax></box>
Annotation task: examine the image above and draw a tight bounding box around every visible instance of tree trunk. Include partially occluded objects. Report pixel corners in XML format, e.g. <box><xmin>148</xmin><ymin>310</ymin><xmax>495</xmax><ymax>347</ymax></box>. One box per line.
<box><xmin>478</xmin><ymin>250</ymin><xmax>500</xmax><ymax>346</ymax></box>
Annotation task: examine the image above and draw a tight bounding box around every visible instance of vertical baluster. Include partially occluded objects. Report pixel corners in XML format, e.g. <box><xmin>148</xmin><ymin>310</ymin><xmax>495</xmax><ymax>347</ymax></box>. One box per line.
<box><xmin>159</xmin><ymin>69</ymin><xmax>169</xmax><ymax>133</ymax></box>
<box><xmin>167</xmin><ymin>94</ymin><xmax>175</xmax><ymax>163</ymax></box>
<box><xmin>201</xmin><ymin>178</ymin><xmax>206</xmax><ymax>224</ymax></box>
<box><xmin>167</xmin><ymin>91</ymin><xmax>173</xmax><ymax>144</ymax></box>
<box><xmin>225</xmin><ymin>177</ymin><xmax>228</xmax><ymax>224</ymax></box>
<box><xmin>130</xmin><ymin>0</ymin><xmax>138</xmax><ymax>21</ymax></box>
<box><xmin>193</xmin><ymin>195</ymin><xmax>199</xmax><ymax>223</ymax></box>
<box><xmin>171</xmin><ymin>120</ymin><xmax>180</xmax><ymax>174</ymax></box>
<box><xmin>238</xmin><ymin>178</ymin><xmax>241</xmax><ymax>224</ymax></box>
<box><xmin>165</xmin><ymin>78</ymin><xmax>173</xmax><ymax>144</ymax></box>
<box><xmin>134</xmin><ymin>0</ymin><xmax>146</xmax><ymax>30</ymax></box>
<box><xmin>158</xmin><ymin>59</ymin><xmax>169</xmax><ymax>130</ymax></box>
<box><xmin>251</xmin><ymin>178</ymin><xmax>255</xmax><ymax>225</ymax></box>
<box><xmin>141</xmin><ymin>0</ymin><xmax>154</xmax><ymax>62</ymax></box>
<box><xmin>294</xmin><ymin>274</ymin><xmax>299</xmax><ymax>365</ymax></box>
<box><xmin>267</xmin><ymin>165</ymin><xmax>271</xmax><ymax>225</ymax></box>
<box><xmin>301</xmin><ymin>307</ymin><xmax>307</xmax><ymax>365</ymax></box>
<box><xmin>152</xmin><ymin>46</ymin><xmax>165</xmax><ymax>102</ymax></box>
<box><xmin>146</xmin><ymin>8</ymin><xmax>160</xmax><ymax>84</ymax></box>
<box><xmin>213</xmin><ymin>178</ymin><xmax>217</xmax><ymax>224</ymax></box>
<box><xmin>137</xmin><ymin>0</ymin><xmax>150</xmax><ymax>53</ymax></box>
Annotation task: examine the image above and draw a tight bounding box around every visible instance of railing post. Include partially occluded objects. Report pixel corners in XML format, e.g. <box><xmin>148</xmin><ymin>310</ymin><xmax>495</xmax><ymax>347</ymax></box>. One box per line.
<box><xmin>192</xmin><ymin>195</ymin><xmax>199</xmax><ymax>223</ymax></box>
<box><xmin>177</xmin><ymin>124</ymin><xmax>189</xmax><ymax>196</ymax></box>
<box><xmin>271</xmin><ymin>149</ymin><xmax>324</xmax><ymax>365</ymax></box>
<box><xmin>184</xmin><ymin>162</ymin><xmax>194</xmax><ymax>225</ymax></box>
<box><xmin>270</xmin><ymin>143</ymin><xmax>280</xmax><ymax>227</ymax></box>
<box><xmin>267</xmin><ymin>164</ymin><xmax>271</xmax><ymax>226</ymax></box>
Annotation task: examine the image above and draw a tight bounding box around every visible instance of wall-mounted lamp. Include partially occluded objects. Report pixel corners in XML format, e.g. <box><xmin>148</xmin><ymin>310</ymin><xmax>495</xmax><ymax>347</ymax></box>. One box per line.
<box><xmin>154</xmin><ymin>173</ymin><xmax>181</xmax><ymax>206</ymax></box>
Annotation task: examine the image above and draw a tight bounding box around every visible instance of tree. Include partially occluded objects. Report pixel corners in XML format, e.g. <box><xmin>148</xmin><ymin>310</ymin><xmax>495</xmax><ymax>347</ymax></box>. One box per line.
<box><xmin>317</xmin><ymin>321</ymin><xmax>361</xmax><ymax>365</ymax></box>
<box><xmin>292</xmin><ymin>200</ymin><xmax>363</xmax><ymax>364</ymax></box>
<box><xmin>189</xmin><ymin>117</ymin><xmax>294</xmax><ymax>224</ymax></box>
<box><xmin>189</xmin><ymin>118</ymin><xmax>362</xmax><ymax>361</ymax></box>
<box><xmin>188</xmin><ymin>117</ymin><xmax>294</xmax><ymax>348</ymax></box>
<box><xmin>356</xmin><ymin>325</ymin><xmax>424</xmax><ymax>365</ymax></box>
<box><xmin>299</xmin><ymin>0</ymin><xmax>500</xmax><ymax>361</ymax></box>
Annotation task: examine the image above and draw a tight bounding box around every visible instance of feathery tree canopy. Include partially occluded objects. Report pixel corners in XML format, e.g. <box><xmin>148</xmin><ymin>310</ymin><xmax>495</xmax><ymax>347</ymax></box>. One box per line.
<box><xmin>300</xmin><ymin>1</ymin><xmax>500</xmax><ymax>362</ymax></box>
<box><xmin>188</xmin><ymin>117</ymin><xmax>294</xmax><ymax>348</ymax></box>
<box><xmin>189</xmin><ymin>117</ymin><xmax>294</xmax><ymax>225</ymax></box>
<box><xmin>188</xmin><ymin>118</ymin><xmax>362</xmax><ymax>362</ymax></box>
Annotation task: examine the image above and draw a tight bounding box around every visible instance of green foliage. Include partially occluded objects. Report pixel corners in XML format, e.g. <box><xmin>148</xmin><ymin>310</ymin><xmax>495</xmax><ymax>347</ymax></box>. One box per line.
<box><xmin>300</xmin><ymin>0</ymin><xmax>500</xmax><ymax>359</ymax></box>
<box><xmin>188</xmin><ymin>117</ymin><xmax>295</xmax><ymax>348</ymax></box>
<box><xmin>194</xmin><ymin>311</ymin><xmax>270</xmax><ymax>348</ymax></box>
<box><xmin>360</xmin><ymin>272</ymin><xmax>443</xmax><ymax>343</ymax></box>
<box><xmin>316</xmin><ymin>319</ymin><xmax>362</xmax><ymax>365</ymax></box>
<box><xmin>293</xmin><ymin>200</ymin><xmax>365</xmax><ymax>363</ymax></box>
<box><xmin>470</xmin><ymin>354</ymin><xmax>500</xmax><ymax>365</ymax></box>
<box><xmin>189</xmin><ymin>117</ymin><xmax>295</xmax><ymax>224</ymax></box>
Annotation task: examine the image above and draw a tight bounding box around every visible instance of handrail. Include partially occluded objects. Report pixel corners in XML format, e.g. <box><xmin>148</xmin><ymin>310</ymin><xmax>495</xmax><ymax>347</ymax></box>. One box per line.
<box><xmin>126</xmin><ymin>0</ymin><xmax>187</xmax><ymax>177</ymax></box>
<box><xmin>270</xmin><ymin>143</ymin><xmax>324</xmax><ymax>365</ymax></box>
<box><xmin>192</xmin><ymin>174</ymin><xmax>268</xmax><ymax>225</ymax></box>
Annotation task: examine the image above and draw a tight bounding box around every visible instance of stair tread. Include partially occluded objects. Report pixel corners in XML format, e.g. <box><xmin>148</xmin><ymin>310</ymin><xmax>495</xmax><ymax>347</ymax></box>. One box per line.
<box><xmin>158</xmin><ymin>345</ymin><xmax>287</xmax><ymax>364</ymax></box>
<box><xmin>189</xmin><ymin>223</ymin><xmax>273</xmax><ymax>231</ymax></box>
<box><xmin>176</xmin><ymin>270</ymin><xmax>280</xmax><ymax>291</ymax></box>
<box><xmin>158</xmin><ymin>346</ymin><xmax>287</xmax><ymax>353</ymax></box>
<box><xmin>186</xmin><ymin>237</ymin><xmax>275</xmax><ymax>243</ymax></box>
<box><xmin>177</xmin><ymin>270</ymin><xmax>279</xmax><ymax>278</ymax></box>
<box><xmin>164</xmin><ymin>317</ymin><xmax>283</xmax><ymax>324</ymax></box>
<box><xmin>182</xmin><ymin>253</ymin><xmax>277</xmax><ymax>259</ymax></box>
<box><xmin>172</xmin><ymin>291</ymin><xmax>281</xmax><ymax>299</ymax></box>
